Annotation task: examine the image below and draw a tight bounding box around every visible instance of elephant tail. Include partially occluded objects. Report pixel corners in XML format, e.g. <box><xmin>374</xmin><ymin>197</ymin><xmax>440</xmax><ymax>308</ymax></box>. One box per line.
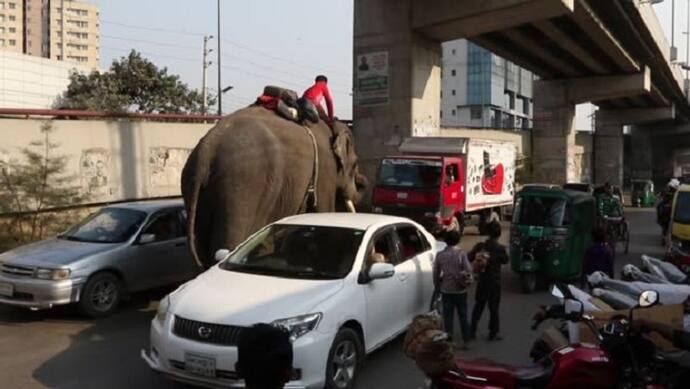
<box><xmin>182</xmin><ymin>138</ymin><xmax>210</xmax><ymax>269</ymax></box>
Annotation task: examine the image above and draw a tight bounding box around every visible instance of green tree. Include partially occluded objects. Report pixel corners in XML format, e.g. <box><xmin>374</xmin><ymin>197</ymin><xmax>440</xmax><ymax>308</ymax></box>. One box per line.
<box><xmin>59</xmin><ymin>50</ymin><xmax>216</xmax><ymax>114</ymax></box>
<box><xmin>0</xmin><ymin>121</ymin><xmax>85</xmax><ymax>245</ymax></box>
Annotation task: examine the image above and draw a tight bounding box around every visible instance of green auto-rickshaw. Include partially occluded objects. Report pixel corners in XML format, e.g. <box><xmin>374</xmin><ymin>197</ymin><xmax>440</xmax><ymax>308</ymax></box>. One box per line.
<box><xmin>631</xmin><ymin>179</ymin><xmax>656</xmax><ymax>208</ymax></box>
<box><xmin>510</xmin><ymin>186</ymin><xmax>597</xmax><ymax>293</ymax></box>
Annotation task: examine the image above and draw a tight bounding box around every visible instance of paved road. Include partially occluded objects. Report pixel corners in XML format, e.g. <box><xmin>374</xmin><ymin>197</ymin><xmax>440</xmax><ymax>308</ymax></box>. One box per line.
<box><xmin>0</xmin><ymin>208</ymin><xmax>665</xmax><ymax>389</ymax></box>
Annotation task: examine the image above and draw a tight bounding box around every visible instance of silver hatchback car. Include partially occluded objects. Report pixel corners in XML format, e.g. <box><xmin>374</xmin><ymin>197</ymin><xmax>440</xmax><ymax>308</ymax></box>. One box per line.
<box><xmin>0</xmin><ymin>200</ymin><xmax>199</xmax><ymax>317</ymax></box>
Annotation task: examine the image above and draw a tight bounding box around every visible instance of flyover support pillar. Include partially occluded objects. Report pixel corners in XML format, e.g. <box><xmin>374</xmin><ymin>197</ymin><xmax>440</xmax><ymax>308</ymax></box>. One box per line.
<box><xmin>629</xmin><ymin>126</ymin><xmax>653</xmax><ymax>180</ymax></box>
<box><xmin>532</xmin><ymin>80</ymin><xmax>577</xmax><ymax>183</ymax></box>
<box><xmin>594</xmin><ymin>110</ymin><xmax>624</xmax><ymax>187</ymax></box>
<box><xmin>353</xmin><ymin>0</ymin><xmax>441</xmax><ymax>207</ymax></box>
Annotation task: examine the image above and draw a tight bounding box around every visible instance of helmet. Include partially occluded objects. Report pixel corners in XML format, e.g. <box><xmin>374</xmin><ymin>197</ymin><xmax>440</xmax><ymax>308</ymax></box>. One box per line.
<box><xmin>668</xmin><ymin>178</ymin><xmax>680</xmax><ymax>190</ymax></box>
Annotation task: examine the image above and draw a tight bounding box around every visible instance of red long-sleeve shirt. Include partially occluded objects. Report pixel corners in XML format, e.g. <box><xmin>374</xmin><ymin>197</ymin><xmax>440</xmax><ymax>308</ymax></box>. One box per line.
<box><xmin>302</xmin><ymin>81</ymin><xmax>334</xmax><ymax>120</ymax></box>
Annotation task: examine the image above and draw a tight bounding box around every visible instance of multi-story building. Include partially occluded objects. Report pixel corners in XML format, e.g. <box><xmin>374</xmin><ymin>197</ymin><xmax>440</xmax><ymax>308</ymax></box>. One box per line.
<box><xmin>0</xmin><ymin>0</ymin><xmax>99</xmax><ymax>69</ymax></box>
<box><xmin>47</xmin><ymin>0</ymin><xmax>100</xmax><ymax>68</ymax></box>
<box><xmin>441</xmin><ymin>39</ymin><xmax>534</xmax><ymax>130</ymax></box>
<box><xmin>0</xmin><ymin>1</ymin><xmax>24</xmax><ymax>53</ymax></box>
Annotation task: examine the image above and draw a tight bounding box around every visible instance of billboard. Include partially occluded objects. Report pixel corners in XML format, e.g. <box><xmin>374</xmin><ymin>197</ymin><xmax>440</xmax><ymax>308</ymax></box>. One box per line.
<box><xmin>356</xmin><ymin>51</ymin><xmax>389</xmax><ymax>106</ymax></box>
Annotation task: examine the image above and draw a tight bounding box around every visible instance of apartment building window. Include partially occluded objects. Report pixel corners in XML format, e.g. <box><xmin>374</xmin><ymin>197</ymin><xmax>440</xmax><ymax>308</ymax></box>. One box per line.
<box><xmin>0</xmin><ymin>39</ymin><xmax>5</xmax><ymax>46</ymax></box>
<box><xmin>452</xmin><ymin>109</ymin><xmax>456</xmax><ymax>116</ymax></box>
<box><xmin>452</xmin><ymin>49</ymin><xmax>456</xmax><ymax>55</ymax></box>
<box><xmin>9</xmin><ymin>39</ymin><xmax>15</xmax><ymax>46</ymax></box>
<box><xmin>8</xmin><ymin>2</ymin><xmax>15</xmax><ymax>9</ymax></box>
<box><xmin>0</xmin><ymin>27</ymin><xmax>4</xmax><ymax>33</ymax></box>
<box><xmin>0</xmin><ymin>15</ymin><xmax>5</xmax><ymax>22</ymax></box>
<box><xmin>452</xmin><ymin>89</ymin><xmax>456</xmax><ymax>96</ymax></box>
<box><xmin>9</xmin><ymin>15</ymin><xmax>15</xmax><ymax>21</ymax></box>
<box><xmin>451</xmin><ymin>69</ymin><xmax>456</xmax><ymax>76</ymax></box>
<box><xmin>11</xmin><ymin>27</ymin><xmax>16</xmax><ymax>33</ymax></box>
<box><xmin>0</xmin><ymin>2</ymin><xmax>4</xmax><ymax>9</ymax></box>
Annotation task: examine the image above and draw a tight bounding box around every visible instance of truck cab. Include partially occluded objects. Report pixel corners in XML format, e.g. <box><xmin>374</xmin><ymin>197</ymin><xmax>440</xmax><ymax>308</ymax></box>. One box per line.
<box><xmin>371</xmin><ymin>137</ymin><xmax>516</xmax><ymax>236</ymax></box>
<box><xmin>371</xmin><ymin>156</ymin><xmax>464</xmax><ymax>234</ymax></box>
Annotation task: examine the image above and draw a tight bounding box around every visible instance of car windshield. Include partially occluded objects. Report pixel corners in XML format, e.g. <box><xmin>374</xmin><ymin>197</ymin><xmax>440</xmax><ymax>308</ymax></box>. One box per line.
<box><xmin>220</xmin><ymin>224</ymin><xmax>365</xmax><ymax>279</ymax></box>
<box><xmin>59</xmin><ymin>208</ymin><xmax>147</xmax><ymax>243</ymax></box>
<box><xmin>513</xmin><ymin>196</ymin><xmax>570</xmax><ymax>227</ymax></box>
<box><xmin>674</xmin><ymin>192</ymin><xmax>690</xmax><ymax>224</ymax></box>
<box><xmin>377</xmin><ymin>159</ymin><xmax>442</xmax><ymax>189</ymax></box>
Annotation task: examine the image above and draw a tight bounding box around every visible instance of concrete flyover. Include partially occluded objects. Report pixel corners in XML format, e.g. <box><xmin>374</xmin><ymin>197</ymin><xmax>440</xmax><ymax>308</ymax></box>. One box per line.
<box><xmin>353</xmin><ymin>0</ymin><xmax>689</xmax><ymax>187</ymax></box>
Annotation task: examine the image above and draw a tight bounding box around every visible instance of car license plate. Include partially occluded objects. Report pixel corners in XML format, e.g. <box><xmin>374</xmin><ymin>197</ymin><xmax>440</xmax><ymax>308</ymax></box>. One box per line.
<box><xmin>184</xmin><ymin>352</ymin><xmax>216</xmax><ymax>378</ymax></box>
<box><xmin>0</xmin><ymin>282</ymin><xmax>13</xmax><ymax>297</ymax></box>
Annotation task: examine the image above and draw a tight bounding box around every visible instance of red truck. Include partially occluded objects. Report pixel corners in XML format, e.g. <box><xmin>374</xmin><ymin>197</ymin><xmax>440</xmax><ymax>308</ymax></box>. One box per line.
<box><xmin>371</xmin><ymin>137</ymin><xmax>517</xmax><ymax>235</ymax></box>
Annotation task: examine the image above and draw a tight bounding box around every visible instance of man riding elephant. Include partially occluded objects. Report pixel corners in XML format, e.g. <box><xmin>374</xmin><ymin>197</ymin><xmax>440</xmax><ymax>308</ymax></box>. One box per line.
<box><xmin>181</xmin><ymin>105</ymin><xmax>366</xmax><ymax>269</ymax></box>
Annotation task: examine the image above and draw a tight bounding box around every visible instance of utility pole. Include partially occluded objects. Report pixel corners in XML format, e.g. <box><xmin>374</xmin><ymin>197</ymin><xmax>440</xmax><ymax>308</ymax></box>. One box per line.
<box><xmin>217</xmin><ymin>0</ymin><xmax>223</xmax><ymax>116</ymax></box>
<box><xmin>686</xmin><ymin>0</ymin><xmax>690</xmax><ymax>80</ymax></box>
<box><xmin>202</xmin><ymin>35</ymin><xmax>214</xmax><ymax>115</ymax></box>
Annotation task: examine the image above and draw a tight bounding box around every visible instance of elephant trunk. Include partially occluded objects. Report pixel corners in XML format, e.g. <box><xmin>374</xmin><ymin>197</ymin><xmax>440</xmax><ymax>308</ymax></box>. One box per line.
<box><xmin>345</xmin><ymin>199</ymin><xmax>356</xmax><ymax>213</ymax></box>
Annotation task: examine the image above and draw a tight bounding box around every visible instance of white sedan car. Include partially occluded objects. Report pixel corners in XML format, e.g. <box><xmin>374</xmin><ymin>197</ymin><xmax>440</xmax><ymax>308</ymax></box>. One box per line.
<box><xmin>142</xmin><ymin>213</ymin><xmax>440</xmax><ymax>389</ymax></box>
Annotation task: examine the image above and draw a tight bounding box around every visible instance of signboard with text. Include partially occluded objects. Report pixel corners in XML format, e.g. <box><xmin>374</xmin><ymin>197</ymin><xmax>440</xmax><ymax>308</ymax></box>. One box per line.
<box><xmin>356</xmin><ymin>51</ymin><xmax>389</xmax><ymax>106</ymax></box>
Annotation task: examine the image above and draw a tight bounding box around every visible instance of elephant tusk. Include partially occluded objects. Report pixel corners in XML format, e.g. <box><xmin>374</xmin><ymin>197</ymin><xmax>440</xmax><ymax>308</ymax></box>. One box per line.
<box><xmin>345</xmin><ymin>200</ymin><xmax>357</xmax><ymax>213</ymax></box>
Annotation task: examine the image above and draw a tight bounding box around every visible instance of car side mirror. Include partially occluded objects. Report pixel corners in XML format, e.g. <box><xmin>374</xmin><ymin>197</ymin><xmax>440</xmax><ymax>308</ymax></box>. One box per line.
<box><xmin>215</xmin><ymin>249</ymin><xmax>231</xmax><ymax>262</ymax></box>
<box><xmin>368</xmin><ymin>263</ymin><xmax>395</xmax><ymax>280</ymax></box>
<box><xmin>139</xmin><ymin>233</ymin><xmax>156</xmax><ymax>245</ymax></box>
<box><xmin>638</xmin><ymin>290</ymin><xmax>659</xmax><ymax>308</ymax></box>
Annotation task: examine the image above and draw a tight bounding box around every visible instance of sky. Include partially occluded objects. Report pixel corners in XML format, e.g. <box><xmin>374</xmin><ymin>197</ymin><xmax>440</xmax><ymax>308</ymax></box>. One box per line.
<box><xmin>91</xmin><ymin>0</ymin><xmax>354</xmax><ymax>118</ymax></box>
<box><xmin>90</xmin><ymin>1</ymin><xmax>681</xmax><ymax>122</ymax></box>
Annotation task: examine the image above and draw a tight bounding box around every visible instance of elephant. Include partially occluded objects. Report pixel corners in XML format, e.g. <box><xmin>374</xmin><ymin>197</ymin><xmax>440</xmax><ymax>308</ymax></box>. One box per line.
<box><xmin>181</xmin><ymin>106</ymin><xmax>366</xmax><ymax>269</ymax></box>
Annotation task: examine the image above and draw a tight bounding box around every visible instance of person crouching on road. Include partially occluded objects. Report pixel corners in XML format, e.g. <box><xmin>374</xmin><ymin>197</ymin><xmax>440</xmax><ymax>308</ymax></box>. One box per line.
<box><xmin>581</xmin><ymin>226</ymin><xmax>614</xmax><ymax>288</ymax></box>
<box><xmin>433</xmin><ymin>230</ymin><xmax>473</xmax><ymax>349</ymax></box>
<box><xmin>237</xmin><ymin>323</ymin><xmax>294</xmax><ymax>389</ymax></box>
<box><xmin>469</xmin><ymin>221</ymin><xmax>508</xmax><ymax>341</ymax></box>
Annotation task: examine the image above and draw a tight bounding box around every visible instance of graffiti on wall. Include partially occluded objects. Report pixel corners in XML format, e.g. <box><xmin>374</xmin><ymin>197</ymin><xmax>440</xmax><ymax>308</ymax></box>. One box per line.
<box><xmin>149</xmin><ymin>147</ymin><xmax>191</xmax><ymax>190</ymax></box>
<box><xmin>80</xmin><ymin>148</ymin><xmax>111</xmax><ymax>198</ymax></box>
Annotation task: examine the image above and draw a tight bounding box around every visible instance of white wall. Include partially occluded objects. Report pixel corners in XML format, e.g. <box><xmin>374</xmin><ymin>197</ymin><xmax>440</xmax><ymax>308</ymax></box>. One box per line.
<box><xmin>0</xmin><ymin>118</ymin><xmax>214</xmax><ymax>209</ymax></box>
<box><xmin>0</xmin><ymin>50</ymin><xmax>94</xmax><ymax>109</ymax></box>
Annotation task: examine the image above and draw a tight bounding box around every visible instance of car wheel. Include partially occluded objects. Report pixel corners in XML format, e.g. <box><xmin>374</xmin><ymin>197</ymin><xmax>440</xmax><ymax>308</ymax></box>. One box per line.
<box><xmin>325</xmin><ymin>328</ymin><xmax>363</xmax><ymax>389</ymax></box>
<box><xmin>79</xmin><ymin>272</ymin><xmax>122</xmax><ymax>318</ymax></box>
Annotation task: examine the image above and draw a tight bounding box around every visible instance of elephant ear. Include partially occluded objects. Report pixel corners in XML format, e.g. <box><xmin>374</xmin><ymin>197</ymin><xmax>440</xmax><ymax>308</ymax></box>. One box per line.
<box><xmin>332</xmin><ymin>129</ymin><xmax>350</xmax><ymax>170</ymax></box>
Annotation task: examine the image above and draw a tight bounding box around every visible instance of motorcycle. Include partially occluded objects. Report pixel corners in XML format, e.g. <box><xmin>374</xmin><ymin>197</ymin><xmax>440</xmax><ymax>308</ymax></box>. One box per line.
<box><xmin>424</xmin><ymin>285</ymin><xmax>677</xmax><ymax>389</ymax></box>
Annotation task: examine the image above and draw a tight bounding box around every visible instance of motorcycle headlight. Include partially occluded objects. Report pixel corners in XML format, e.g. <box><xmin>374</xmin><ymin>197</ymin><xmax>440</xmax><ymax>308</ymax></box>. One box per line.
<box><xmin>156</xmin><ymin>295</ymin><xmax>170</xmax><ymax>325</ymax></box>
<box><xmin>271</xmin><ymin>313</ymin><xmax>322</xmax><ymax>341</ymax></box>
<box><xmin>34</xmin><ymin>268</ymin><xmax>71</xmax><ymax>280</ymax></box>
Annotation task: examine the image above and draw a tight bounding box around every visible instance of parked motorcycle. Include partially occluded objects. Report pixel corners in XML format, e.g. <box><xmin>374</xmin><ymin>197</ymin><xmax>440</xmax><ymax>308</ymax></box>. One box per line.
<box><xmin>423</xmin><ymin>285</ymin><xmax>676</xmax><ymax>389</ymax></box>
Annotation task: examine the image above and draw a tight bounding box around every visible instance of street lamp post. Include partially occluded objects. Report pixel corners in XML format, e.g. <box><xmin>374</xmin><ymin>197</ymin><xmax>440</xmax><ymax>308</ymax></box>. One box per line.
<box><xmin>217</xmin><ymin>0</ymin><xmax>223</xmax><ymax>116</ymax></box>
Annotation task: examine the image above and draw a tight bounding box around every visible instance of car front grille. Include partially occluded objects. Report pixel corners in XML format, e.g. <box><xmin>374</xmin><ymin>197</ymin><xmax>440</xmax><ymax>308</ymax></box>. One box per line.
<box><xmin>172</xmin><ymin>316</ymin><xmax>245</xmax><ymax>346</ymax></box>
<box><xmin>1</xmin><ymin>264</ymin><xmax>35</xmax><ymax>277</ymax></box>
<box><xmin>169</xmin><ymin>359</ymin><xmax>240</xmax><ymax>380</ymax></box>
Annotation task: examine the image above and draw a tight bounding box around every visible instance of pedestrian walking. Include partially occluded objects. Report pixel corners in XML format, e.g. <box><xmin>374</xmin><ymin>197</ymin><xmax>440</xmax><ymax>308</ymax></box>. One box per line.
<box><xmin>237</xmin><ymin>323</ymin><xmax>294</xmax><ymax>389</ymax></box>
<box><xmin>432</xmin><ymin>230</ymin><xmax>473</xmax><ymax>349</ymax></box>
<box><xmin>469</xmin><ymin>221</ymin><xmax>508</xmax><ymax>341</ymax></box>
<box><xmin>581</xmin><ymin>226</ymin><xmax>614</xmax><ymax>288</ymax></box>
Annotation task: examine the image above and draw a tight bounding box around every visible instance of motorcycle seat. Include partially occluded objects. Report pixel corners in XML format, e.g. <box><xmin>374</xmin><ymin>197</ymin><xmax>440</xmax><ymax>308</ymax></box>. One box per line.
<box><xmin>454</xmin><ymin>358</ymin><xmax>552</xmax><ymax>388</ymax></box>
<box><xmin>513</xmin><ymin>362</ymin><xmax>553</xmax><ymax>387</ymax></box>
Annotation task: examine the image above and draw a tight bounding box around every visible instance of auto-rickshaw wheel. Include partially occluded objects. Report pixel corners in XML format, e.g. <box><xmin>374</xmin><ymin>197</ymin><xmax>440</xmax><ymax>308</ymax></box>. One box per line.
<box><xmin>520</xmin><ymin>273</ymin><xmax>537</xmax><ymax>293</ymax></box>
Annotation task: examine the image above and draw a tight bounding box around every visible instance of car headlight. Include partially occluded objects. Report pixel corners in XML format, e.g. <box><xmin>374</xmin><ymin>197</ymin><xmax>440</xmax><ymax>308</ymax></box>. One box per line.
<box><xmin>271</xmin><ymin>313</ymin><xmax>322</xmax><ymax>341</ymax></box>
<box><xmin>34</xmin><ymin>268</ymin><xmax>71</xmax><ymax>280</ymax></box>
<box><xmin>156</xmin><ymin>295</ymin><xmax>170</xmax><ymax>325</ymax></box>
